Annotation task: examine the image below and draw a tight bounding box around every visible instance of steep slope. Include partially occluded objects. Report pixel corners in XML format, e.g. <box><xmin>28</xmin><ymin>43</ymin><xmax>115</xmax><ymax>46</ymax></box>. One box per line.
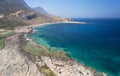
<box><xmin>32</xmin><ymin>6</ymin><xmax>51</xmax><ymax>16</ymax></box>
<box><xmin>0</xmin><ymin>0</ymin><xmax>30</xmax><ymax>15</ymax></box>
<box><xmin>18</xmin><ymin>0</ymin><xmax>30</xmax><ymax>9</ymax></box>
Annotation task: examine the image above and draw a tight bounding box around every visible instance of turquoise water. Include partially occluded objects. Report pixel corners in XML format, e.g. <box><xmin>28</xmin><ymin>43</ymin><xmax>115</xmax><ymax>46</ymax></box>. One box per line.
<box><xmin>28</xmin><ymin>19</ymin><xmax>120</xmax><ymax>76</ymax></box>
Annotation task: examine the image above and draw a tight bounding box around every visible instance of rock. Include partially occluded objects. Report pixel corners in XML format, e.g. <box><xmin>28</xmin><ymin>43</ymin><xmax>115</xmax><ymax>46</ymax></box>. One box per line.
<box><xmin>0</xmin><ymin>14</ymin><xmax>4</xmax><ymax>18</ymax></box>
<box><xmin>41</xmin><ymin>56</ymin><xmax>96</xmax><ymax>76</ymax></box>
<box><xmin>0</xmin><ymin>34</ymin><xmax>44</xmax><ymax>76</ymax></box>
<box><xmin>21</xmin><ymin>12</ymin><xmax>36</xmax><ymax>20</ymax></box>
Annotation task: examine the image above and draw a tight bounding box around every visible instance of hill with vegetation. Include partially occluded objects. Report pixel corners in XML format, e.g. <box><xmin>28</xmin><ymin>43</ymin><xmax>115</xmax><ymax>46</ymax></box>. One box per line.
<box><xmin>0</xmin><ymin>0</ymin><xmax>63</xmax><ymax>30</ymax></box>
<box><xmin>0</xmin><ymin>0</ymin><xmax>30</xmax><ymax>15</ymax></box>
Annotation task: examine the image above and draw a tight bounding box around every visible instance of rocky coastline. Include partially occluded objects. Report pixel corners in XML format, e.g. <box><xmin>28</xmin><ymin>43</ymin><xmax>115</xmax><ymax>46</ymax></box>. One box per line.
<box><xmin>0</xmin><ymin>22</ymin><xmax>107</xmax><ymax>76</ymax></box>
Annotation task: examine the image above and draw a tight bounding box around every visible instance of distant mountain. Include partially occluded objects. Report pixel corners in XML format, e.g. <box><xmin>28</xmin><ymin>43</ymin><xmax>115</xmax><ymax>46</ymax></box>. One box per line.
<box><xmin>32</xmin><ymin>7</ymin><xmax>51</xmax><ymax>16</ymax></box>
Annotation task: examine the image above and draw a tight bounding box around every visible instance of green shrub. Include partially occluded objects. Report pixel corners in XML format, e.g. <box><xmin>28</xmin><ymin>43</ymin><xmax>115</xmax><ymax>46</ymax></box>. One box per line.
<box><xmin>0</xmin><ymin>38</ymin><xmax>4</xmax><ymax>49</ymax></box>
<box><xmin>0</xmin><ymin>31</ymin><xmax>14</xmax><ymax>38</ymax></box>
<box><xmin>36</xmin><ymin>64</ymin><xmax>56</xmax><ymax>76</ymax></box>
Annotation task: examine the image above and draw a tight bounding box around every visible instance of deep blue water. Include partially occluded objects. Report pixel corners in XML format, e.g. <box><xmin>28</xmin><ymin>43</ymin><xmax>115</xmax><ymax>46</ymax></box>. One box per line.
<box><xmin>29</xmin><ymin>18</ymin><xmax>120</xmax><ymax>76</ymax></box>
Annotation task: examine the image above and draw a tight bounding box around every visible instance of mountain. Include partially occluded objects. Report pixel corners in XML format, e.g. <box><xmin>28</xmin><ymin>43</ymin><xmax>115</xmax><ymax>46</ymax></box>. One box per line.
<box><xmin>0</xmin><ymin>0</ymin><xmax>31</xmax><ymax>15</ymax></box>
<box><xmin>32</xmin><ymin>7</ymin><xmax>50</xmax><ymax>16</ymax></box>
<box><xmin>0</xmin><ymin>0</ymin><xmax>63</xmax><ymax>29</ymax></box>
<box><xmin>18</xmin><ymin>0</ymin><xmax>30</xmax><ymax>9</ymax></box>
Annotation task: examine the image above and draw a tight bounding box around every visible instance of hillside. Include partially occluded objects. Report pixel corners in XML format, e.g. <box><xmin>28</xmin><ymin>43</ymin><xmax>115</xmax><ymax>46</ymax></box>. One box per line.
<box><xmin>0</xmin><ymin>0</ymin><xmax>30</xmax><ymax>15</ymax></box>
<box><xmin>32</xmin><ymin>6</ymin><xmax>51</xmax><ymax>16</ymax></box>
<box><xmin>0</xmin><ymin>0</ymin><xmax>63</xmax><ymax>30</ymax></box>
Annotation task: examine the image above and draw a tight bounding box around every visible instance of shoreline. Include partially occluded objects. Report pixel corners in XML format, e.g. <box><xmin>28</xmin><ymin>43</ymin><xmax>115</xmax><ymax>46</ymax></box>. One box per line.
<box><xmin>24</xmin><ymin>29</ymin><xmax>107</xmax><ymax>76</ymax></box>
<box><xmin>24</xmin><ymin>34</ymin><xmax>107</xmax><ymax>76</ymax></box>
<box><xmin>14</xmin><ymin>21</ymin><xmax>87</xmax><ymax>33</ymax></box>
<box><xmin>14</xmin><ymin>21</ymin><xmax>107</xmax><ymax>76</ymax></box>
<box><xmin>0</xmin><ymin>32</ymin><xmax>107</xmax><ymax>76</ymax></box>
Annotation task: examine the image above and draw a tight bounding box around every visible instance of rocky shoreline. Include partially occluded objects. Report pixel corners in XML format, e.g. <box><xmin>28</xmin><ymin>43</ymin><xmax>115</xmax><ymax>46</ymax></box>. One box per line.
<box><xmin>0</xmin><ymin>22</ymin><xmax>107</xmax><ymax>76</ymax></box>
<box><xmin>24</xmin><ymin>33</ymin><xmax>107</xmax><ymax>76</ymax></box>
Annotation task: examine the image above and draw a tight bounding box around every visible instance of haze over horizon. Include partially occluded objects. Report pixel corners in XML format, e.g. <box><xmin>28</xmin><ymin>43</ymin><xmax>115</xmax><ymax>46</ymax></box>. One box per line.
<box><xmin>24</xmin><ymin>0</ymin><xmax>120</xmax><ymax>18</ymax></box>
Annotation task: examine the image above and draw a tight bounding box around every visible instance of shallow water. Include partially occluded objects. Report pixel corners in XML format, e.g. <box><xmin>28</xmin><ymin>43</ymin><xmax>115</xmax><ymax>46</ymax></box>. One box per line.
<box><xmin>29</xmin><ymin>19</ymin><xmax>120</xmax><ymax>76</ymax></box>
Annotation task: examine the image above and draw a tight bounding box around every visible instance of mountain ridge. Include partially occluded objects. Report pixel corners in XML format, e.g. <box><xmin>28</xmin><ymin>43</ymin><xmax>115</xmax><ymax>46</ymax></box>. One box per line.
<box><xmin>32</xmin><ymin>6</ymin><xmax>51</xmax><ymax>16</ymax></box>
<box><xmin>0</xmin><ymin>0</ymin><xmax>63</xmax><ymax>29</ymax></box>
<box><xmin>0</xmin><ymin>0</ymin><xmax>31</xmax><ymax>15</ymax></box>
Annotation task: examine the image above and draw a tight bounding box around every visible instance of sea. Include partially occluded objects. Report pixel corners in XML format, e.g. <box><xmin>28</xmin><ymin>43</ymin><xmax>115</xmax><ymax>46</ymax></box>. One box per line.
<box><xmin>28</xmin><ymin>18</ymin><xmax>120</xmax><ymax>76</ymax></box>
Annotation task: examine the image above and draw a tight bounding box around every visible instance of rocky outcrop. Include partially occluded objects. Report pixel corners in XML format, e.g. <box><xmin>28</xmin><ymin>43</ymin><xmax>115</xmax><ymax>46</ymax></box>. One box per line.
<box><xmin>0</xmin><ymin>34</ymin><xmax>44</xmax><ymax>76</ymax></box>
<box><xmin>0</xmin><ymin>14</ymin><xmax>4</xmax><ymax>18</ymax></box>
<box><xmin>24</xmin><ymin>12</ymin><xmax>36</xmax><ymax>20</ymax></box>
<box><xmin>41</xmin><ymin>56</ymin><xmax>95</xmax><ymax>76</ymax></box>
<box><xmin>37</xmin><ymin>56</ymin><xmax>107</xmax><ymax>76</ymax></box>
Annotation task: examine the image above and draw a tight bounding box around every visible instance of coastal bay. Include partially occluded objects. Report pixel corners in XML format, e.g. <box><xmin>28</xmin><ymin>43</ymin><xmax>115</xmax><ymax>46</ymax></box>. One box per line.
<box><xmin>0</xmin><ymin>20</ymin><xmax>107</xmax><ymax>76</ymax></box>
<box><xmin>0</xmin><ymin>0</ymin><xmax>119</xmax><ymax>76</ymax></box>
<box><xmin>1</xmin><ymin>19</ymin><xmax>120</xmax><ymax>76</ymax></box>
<box><xmin>28</xmin><ymin>18</ymin><xmax>120</xmax><ymax>76</ymax></box>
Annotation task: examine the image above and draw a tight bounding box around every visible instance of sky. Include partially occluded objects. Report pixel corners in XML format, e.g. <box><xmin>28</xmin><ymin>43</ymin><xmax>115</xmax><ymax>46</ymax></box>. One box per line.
<box><xmin>24</xmin><ymin>0</ymin><xmax>120</xmax><ymax>18</ymax></box>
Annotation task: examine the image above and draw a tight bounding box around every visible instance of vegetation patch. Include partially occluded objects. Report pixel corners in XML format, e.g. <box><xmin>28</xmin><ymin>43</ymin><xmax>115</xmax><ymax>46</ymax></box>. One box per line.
<box><xmin>49</xmin><ymin>50</ymin><xmax>69</xmax><ymax>60</ymax></box>
<box><xmin>0</xmin><ymin>31</ymin><xmax>14</xmax><ymax>49</ymax></box>
<box><xmin>0</xmin><ymin>31</ymin><xmax>14</xmax><ymax>38</ymax></box>
<box><xmin>22</xmin><ymin>42</ymin><xmax>49</xmax><ymax>56</ymax></box>
<box><xmin>0</xmin><ymin>17</ymin><xmax>26</xmax><ymax>30</ymax></box>
<box><xmin>36</xmin><ymin>64</ymin><xmax>56</xmax><ymax>76</ymax></box>
<box><xmin>22</xmin><ymin>41</ymin><xmax>69</xmax><ymax>60</ymax></box>
<box><xmin>0</xmin><ymin>38</ymin><xmax>4</xmax><ymax>49</ymax></box>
